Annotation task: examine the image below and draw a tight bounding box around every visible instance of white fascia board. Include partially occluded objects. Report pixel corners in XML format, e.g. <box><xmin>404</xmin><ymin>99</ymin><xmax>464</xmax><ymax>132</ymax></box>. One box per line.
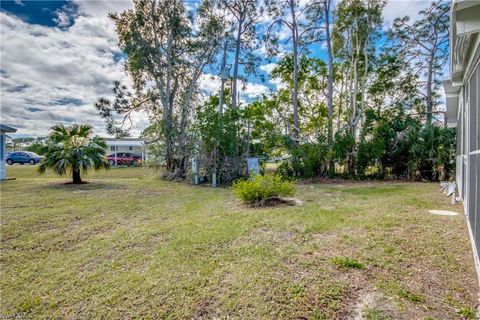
<box><xmin>455</xmin><ymin>8</ymin><xmax>480</xmax><ymax>36</ymax></box>
<box><xmin>105</xmin><ymin>140</ymin><xmax>145</xmax><ymax>147</ymax></box>
<box><xmin>450</xmin><ymin>1</ymin><xmax>480</xmax><ymax>82</ymax></box>
<box><xmin>454</xmin><ymin>0</ymin><xmax>480</xmax><ymax>12</ymax></box>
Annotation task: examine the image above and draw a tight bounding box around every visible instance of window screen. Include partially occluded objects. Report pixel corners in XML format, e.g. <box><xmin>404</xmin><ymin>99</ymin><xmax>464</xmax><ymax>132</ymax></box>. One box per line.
<box><xmin>469</xmin><ymin>66</ymin><xmax>478</xmax><ymax>151</ymax></box>
<box><xmin>467</xmin><ymin>62</ymin><xmax>480</xmax><ymax>262</ymax></box>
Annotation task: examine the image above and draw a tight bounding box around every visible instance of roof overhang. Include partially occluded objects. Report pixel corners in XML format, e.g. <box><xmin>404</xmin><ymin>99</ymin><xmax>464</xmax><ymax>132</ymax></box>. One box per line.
<box><xmin>104</xmin><ymin>139</ymin><xmax>145</xmax><ymax>147</ymax></box>
<box><xmin>0</xmin><ymin>124</ymin><xmax>17</xmax><ymax>134</ymax></box>
<box><xmin>450</xmin><ymin>0</ymin><xmax>480</xmax><ymax>84</ymax></box>
<box><xmin>444</xmin><ymin>0</ymin><xmax>480</xmax><ymax>126</ymax></box>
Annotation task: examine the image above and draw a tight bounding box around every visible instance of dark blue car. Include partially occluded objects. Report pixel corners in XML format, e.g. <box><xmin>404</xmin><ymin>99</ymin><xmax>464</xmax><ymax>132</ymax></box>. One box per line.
<box><xmin>5</xmin><ymin>151</ymin><xmax>43</xmax><ymax>165</ymax></box>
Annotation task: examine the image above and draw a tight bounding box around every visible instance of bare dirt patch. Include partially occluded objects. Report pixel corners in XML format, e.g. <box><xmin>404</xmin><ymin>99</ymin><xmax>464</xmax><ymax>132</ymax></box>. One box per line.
<box><xmin>348</xmin><ymin>290</ymin><xmax>398</xmax><ymax>320</ymax></box>
<box><xmin>229</xmin><ymin>227</ymin><xmax>297</xmax><ymax>250</ymax></box>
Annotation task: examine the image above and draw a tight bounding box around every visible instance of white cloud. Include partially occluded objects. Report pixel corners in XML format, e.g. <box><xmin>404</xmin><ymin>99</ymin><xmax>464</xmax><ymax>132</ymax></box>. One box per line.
<box><xmin>382</xmin><ymin>0</ymin><xmax>433</xmax><ymax>27</ymax></box>
<box><xmin>240</xmin><ymin>82</ymin><xmax>269</xmax><ymax>99</ymax></box>
<box><xmin>260</xmin><ymin>63</ymin><xmax>277</xmax><ymax>74</ymax></box>
<box><xmin>269</xmin><ymin>77</ymin><xmax>287</xmax><ymax>90</ymax></box>
<box><xmin>199</xmin><ymin>74</ymin><xmax>222</xmax><ymax>95</ymax></box>
<box><xmin>199</xmin><ymin>73</ymin><xmax>269</xmax><ymax>102</ymax></box>
<box><xmin>0</xmin><ymin>1</ymin><xmax>152</xmax><ymax>137</ymax></box>
<box><xmin>259</xmin><ymin>64</ymin><xmax>288</xmax><ymax>90</ymax></box>
<box><xmin>73</xmin><ymin>1</ymin><xmax>133</xmax><ymax>19</ymax></box>
<box><xmin>53</xmin><ymin>4</ymin><xmax>78</xmax><ymax>29</ymax></box>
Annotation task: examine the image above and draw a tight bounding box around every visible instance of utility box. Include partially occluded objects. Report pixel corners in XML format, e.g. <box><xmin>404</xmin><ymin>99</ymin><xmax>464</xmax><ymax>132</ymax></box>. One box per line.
<box><xmin>247</xmin><ymin>157</ymin><xmax>260</xmax><ymax>176</ymax></box>
<box><xmin>192</xmin><ymin>157</ymin><xmax>199</xmax><ymax>185</ymax></box>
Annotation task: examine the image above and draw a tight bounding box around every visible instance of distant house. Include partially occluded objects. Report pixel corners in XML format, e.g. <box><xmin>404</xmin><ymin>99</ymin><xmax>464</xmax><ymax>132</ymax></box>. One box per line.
<box><xmin>443</xmin><ymin>0</ymin><xmax>480</xmax><ymax>281</ymax></box>
<box><xmin>0</xmin><ymin>124</ymin><xmax>17</xmax><ymax>180</ymax></box>
<box><xmin>104</xmin><ymin>137</ymin><xmax>148</xmax><ymax>162</ymax></box>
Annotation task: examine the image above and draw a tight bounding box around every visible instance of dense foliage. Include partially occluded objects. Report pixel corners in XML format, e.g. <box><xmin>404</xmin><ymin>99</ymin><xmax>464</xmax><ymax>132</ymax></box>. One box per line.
<box><xmin>98</xmin><ymin>0</ymin><xmax>453</xmax><ymax>184</ymax></box>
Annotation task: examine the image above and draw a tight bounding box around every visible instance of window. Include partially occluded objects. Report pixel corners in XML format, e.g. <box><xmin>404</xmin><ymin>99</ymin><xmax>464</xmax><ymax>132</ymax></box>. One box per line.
<box><xmin>110</xmin><ymin>146</ymin><xmax>116</xmax><ymax>152</ymax></box>
<box><xmin>129</xmin><ymin>146</ymin><xmax>133</xmax><ymax>151</ymax></box>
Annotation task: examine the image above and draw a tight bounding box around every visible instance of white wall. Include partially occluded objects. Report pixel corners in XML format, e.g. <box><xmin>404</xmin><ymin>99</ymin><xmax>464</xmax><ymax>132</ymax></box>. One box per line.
<box><xmin>107</xmin><ymin>145</ymin><xmax>143</xmax><ymax>155</ymax></box>
<box><xmin>0</xmin><ymin>134</ymin><xmax>6</xmax><ymax>180</ymax></box>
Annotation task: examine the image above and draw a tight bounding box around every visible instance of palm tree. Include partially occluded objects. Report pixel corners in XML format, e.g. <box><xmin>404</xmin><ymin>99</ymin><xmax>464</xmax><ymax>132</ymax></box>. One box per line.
<box><xmin>39</xmin><ymin>124</ymin><xmax>109</xmax><ymax>184</ymax></box>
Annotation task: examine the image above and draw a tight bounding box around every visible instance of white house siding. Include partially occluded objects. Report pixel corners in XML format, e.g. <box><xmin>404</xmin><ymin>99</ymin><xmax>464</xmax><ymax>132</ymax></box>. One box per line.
<box><xmin>0</xmin><ymin>134</ymin><xmax>6</xmax><ymax>180</ymax></box>
<box><xmin>0</xmin><ymin>125</ymin><xmax>17</xmax><ymax>180</ymax></box>
<box><xmin>104</xmin><ymin>138</ymin><xmax>148</xmax><ymax>162</ymax></box>
<box><xmin>107</xmin><ymin>145</ymin><xmax>144</xmax><ymax>156</ymax></box>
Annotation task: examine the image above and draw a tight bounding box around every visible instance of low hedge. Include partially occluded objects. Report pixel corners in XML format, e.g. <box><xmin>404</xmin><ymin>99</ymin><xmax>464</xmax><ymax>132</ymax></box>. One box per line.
<box><xmin>232</xmin><ymin>174</ymin><xmax>295</xmax><ymax>206</ymax></box>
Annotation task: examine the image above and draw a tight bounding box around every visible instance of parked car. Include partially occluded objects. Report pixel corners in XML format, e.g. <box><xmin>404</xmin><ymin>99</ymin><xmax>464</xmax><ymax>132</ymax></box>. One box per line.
<box><xmin>107</xmin><ymin>153</ymin><xmax>142</xmax><ymax>166</ymax></box>
<box><xmin>5</xmin><ymin>151</ymin><xmax>43</xmax><ymax>165</ymax></box>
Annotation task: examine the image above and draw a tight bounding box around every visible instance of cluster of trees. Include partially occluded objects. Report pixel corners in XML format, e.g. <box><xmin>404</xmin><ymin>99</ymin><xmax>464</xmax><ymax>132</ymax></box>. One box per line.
<box><xmin>97</xmin><ymin>0</ymin><xmax>454</xmax><ymax>183</ymax></box>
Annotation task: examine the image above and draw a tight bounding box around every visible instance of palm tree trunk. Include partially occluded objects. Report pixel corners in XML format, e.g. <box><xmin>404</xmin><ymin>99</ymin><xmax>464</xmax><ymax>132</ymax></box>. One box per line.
<box><xmin>72</xmin><ymin>169</ymin><xmax>82</xmax><ymax>184</ymax></box>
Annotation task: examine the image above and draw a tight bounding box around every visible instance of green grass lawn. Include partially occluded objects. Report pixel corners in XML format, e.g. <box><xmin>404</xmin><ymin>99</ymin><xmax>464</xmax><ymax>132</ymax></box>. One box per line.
<box><xmin>1</xmin><ymin>166</ymin><xmax>477</xmax><ymax>319</ymax></box>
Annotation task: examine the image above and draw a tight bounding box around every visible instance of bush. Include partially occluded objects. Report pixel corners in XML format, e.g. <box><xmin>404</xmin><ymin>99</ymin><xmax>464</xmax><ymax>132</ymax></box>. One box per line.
<box><xmin>232</xmin><ymin>174</ymin><xmax>295</xmax><ymax>206</ymax></box>
<box><xmin>277</xmin><ymin>142</ymin><xmax>328</xmax><ymax>178</ymax></box>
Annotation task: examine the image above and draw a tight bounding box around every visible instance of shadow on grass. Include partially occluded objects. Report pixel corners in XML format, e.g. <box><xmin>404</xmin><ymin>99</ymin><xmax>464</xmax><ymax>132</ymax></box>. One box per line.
<box><xmin>342</xmin><ymin>184</ymin><xmax>407</xmax><ymax>195</ymax></box>
<box><xmin>41</xmin><ymin>180</ymin><xmax>129</xmax><ymax>192</ymax></box>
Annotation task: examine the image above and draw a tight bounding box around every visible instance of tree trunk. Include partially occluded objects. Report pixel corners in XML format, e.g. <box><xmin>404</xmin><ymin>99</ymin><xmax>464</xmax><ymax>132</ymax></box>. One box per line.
<box><xmin>232</xmin><ymin>18</ymin><xmax>243</xmax><ymax>109</ymax></box>
<box><xmin>352</xmin><ymin>58</ymin><xmax>358</xmax><ymax>128</ymax></box>
<box><xmin>337</xmin><ymin>71</ymin><xmax>345</xmax><ymax>131</ymax></box>
<box><xmin>426</xmin><ymin>53</ymin><xmax>434</xmax><ymax>126</ymax></box>
<box><xmin>72</xmin><ymin>169</ymin><xmax>82</xmax><ymax>184</ymax></box>
<box><xmin>291</xmin><ymin>1</ymin><xmax>300</xmax><ymax>141</ymax></box>
<box><xmin>359</xmin><ymin>29</ymin><xmax>369</xmax><ymax>129</ymax></box>
<box><xmin>324</xmin><ymin>0</ymin><xmax>334</xmax><ymax>176</ymax></box>
<box><xmin>164</xmin><ymin>117</ymin><xmax>174</xmax><ymax>172</ymax></box>
<box><xmin>219</xmin><ymin>40</ymin><xmax>228</xmax><ymax>115</ymax></box>
<box><xmin>352</xmin><ymin>35</ymin><xmax>360</xmax><ymax>141</ymax></box>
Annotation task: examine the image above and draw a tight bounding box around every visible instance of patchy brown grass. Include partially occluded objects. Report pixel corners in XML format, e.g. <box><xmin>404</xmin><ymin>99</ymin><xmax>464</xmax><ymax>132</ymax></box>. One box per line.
<box><xmin>0</xmin><ymin>166</ymin><xmax>478</xmax><ymax>319</ymax></box>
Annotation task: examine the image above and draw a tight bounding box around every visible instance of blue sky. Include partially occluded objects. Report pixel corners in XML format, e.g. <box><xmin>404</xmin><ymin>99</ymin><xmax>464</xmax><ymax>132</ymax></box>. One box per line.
<box><xmin>1</xmin><ymin>0</ymin><xmax>73</xmax><ymax>27</ymax></box>
<box><xmin>0</xmin><ymin>0</ymin><xmax>437</xmax><ymax>137</ymax></box>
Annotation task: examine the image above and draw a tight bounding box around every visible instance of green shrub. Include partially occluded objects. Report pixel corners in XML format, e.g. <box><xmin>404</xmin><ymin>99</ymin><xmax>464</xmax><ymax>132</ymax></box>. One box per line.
<box><xmin>232</xmin><ymin>174</ymin><xmax>295</xmax><ymax>206</ymax></box>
